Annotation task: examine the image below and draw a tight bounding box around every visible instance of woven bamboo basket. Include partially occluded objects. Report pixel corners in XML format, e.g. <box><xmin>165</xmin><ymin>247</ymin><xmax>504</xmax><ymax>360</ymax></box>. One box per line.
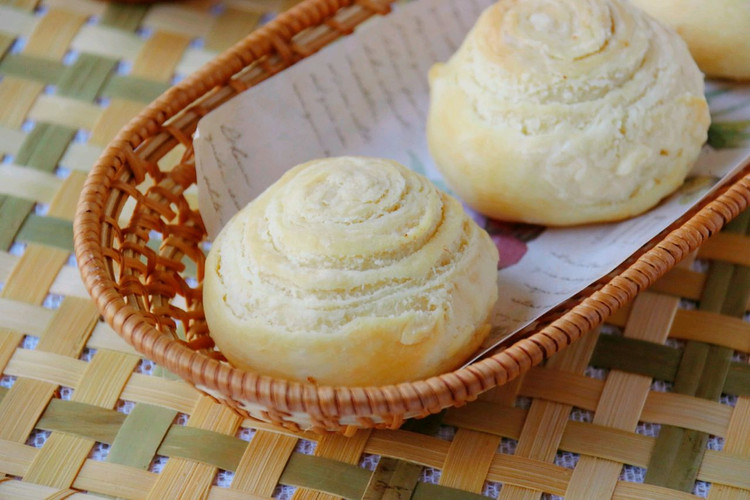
<box><xmin>73</xmin><ymin>0</ymin><xmax>750</xmax><ymax>434</ymax></box>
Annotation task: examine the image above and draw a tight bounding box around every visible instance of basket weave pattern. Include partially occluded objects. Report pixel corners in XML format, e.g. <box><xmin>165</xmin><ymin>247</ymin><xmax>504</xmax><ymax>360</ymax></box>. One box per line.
<box><xmin>74</xmin><ymin>0</ymin><xmax>750</xmax><ymax>433</ymax></box>
<box><xmin>0</xmin><ymin>0</ymin><xmax>748</xmax><ymax>498</ymax></box>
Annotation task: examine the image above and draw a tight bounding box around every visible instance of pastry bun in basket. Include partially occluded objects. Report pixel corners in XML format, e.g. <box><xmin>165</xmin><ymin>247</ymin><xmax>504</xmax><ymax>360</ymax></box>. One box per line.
<box><xmin>203</xmin><ymin>157</ymin><xmax>499</xmax><ymax>387</ymax></box>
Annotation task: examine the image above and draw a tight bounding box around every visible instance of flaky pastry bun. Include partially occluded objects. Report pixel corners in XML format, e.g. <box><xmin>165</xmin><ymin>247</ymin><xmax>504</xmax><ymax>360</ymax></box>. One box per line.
<box><xmin>630</xmin><ymin>0</ymin><xmax>750</xmax><ymax>81</ymax></box>
<box><xmin>204</xmin><ymin>157</ymin><xmax>499</xmax><ymax>387</ymax></box>
<box><xmin>427</xmin><ymin>0</ymin><xmax>710</xmax><ymax>226</ymax></box>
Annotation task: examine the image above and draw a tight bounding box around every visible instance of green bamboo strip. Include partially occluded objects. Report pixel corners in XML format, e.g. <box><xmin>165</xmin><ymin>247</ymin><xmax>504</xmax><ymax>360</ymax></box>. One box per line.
<box><xmin>0</xmin><ymin>125</ymin><xmax>26</xmax><ymax>157</ymax></box>
<box><xmin>591</xmin><ymin>335</ymin><xmax>681</xmax><ymax>382</ymax></box>
<box><xmin>724</xmin><ymin>363</ymin><xmax>750</xmax><ymax>396</ymax></box>
<box><xmin>57</xmin><ymin>53</ymin><xmax>118</xmax><ymax>101</ymax></box>
<box><xmin>36</xmin><ymin>399</ymin><xmax>125</xmax><ymax>443</ymax></box>
<box><xmin>401</xmin><ymin>410</ymin><xmax>446</xmax><ymax>436</ymax></box>
<box><xmin>0</xmin><ymin>195</ymin><xmax>33</xmax><ymax>250</ymax></box>
<box><xmin>364</xmin><ymin>410</ymin><xmax>449</xmax><ymax>499</ymax></box>
<box><xmin>146</xmin><ymin>396</ymin><xmax>241</xmax><ymax>499</ymax></box>
<box><xmin>412</xmin><ymin>483</ymin><xmax>489</xmax><ymax>500</ymax></box>
<box><xmin>101</xmin><ymin>75</ymin><xmax>170</xmax><ymax>103</ymax></box>
<box><xmin>14</xmin><ymin>124</ymin><xmax>76</xmax><ymax>173</ymax></box>
<box><xmin>279</xmin><ymin>453</ymin><xmax>371</xmax><ymax>500</ymax></box>
<box><xmin>362</xmin><ymin>456</ymin><xmax>422</xmax><ymax>500</ymax></box>
<box><xmin>645</xmin><ymin>210</ymin><xmax>750</xmax><ymax>491</ymax></box>
<box><xmin>0</xmin><ymin>54</ymin><xmax>64</xmax><ymax>84</ymax></box>
<box><xmin>100</xmin><ymin>2</ymin><xmax>149</xmax><ymax>31</ymax></box>
<box><xmin>157</xmin><ymin>425</ymin><xmax>248</xmax><ymax>472</ymax></box>
<box><xmin>107</xmin><ymin>403</ymin><xmax>177</xmax><ymax>469</ymax></box>
<box><xmin>15</xmin><ymin>214</ymin><xmax>73</xmax><ymax>250</ymax></box>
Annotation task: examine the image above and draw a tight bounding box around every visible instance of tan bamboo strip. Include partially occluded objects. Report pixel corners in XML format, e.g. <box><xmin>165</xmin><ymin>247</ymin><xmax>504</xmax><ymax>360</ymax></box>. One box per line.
<box><xmin>445</xmin><ymin>403</ymin><xmax>526</xmax><ymax>440</ymax></box>
<box><xmin>0</xmin><ymin>330</ymin><xmax>21</xmax><ymax>380</ymax></box>
<box><xmin>650</xmin><ymin>267</ymin><xmax>705</xmax><ymax>301</ymax></box>
<box><xmin>707</xmin><ymin>397</ymin><xmax>750</xmax><ymax>499</ymax></box>
<box><xmin>88</xmin><ymin>322</ymin><xmax>140</xmax><ymax>356</ymax></box>
<box><xmin>23</xmin><ymin>349</ymin><xmax>140</xmax><ymax>487</ymax></box>
<box><xmin>314</xmin><ymin>429</ymin><xmax>371</xmax><ymax>463</ymax></box>
<box><xmin>0</xmin><ymin>76</ymin><xmax>44</xmax><ymax>128</ymax></box>
<box><xmin>0</xmin><ymin>297</ymin><xmax>99</xmax><ymax>442</ymax></box>
<box><xmin>120</xmin><ymin>372</ymin><xmax>202</xmax><ymax>414</ymax></box>
<box><xmin>131</xmin><ymin>31</ymin><xmax>192</xmax><ymax>82</ymax></box>
<box><xmin>89</xmin><ymin>99</ymin><xmax>148</xmax><ymax>147</ymax></box>
<box><xmin>0</xmin><ymin>298</ymin><xmax>55</xmax><ymax>337</ymax></box>
<box><xmin>0</xmin><ymin>275</ymin><xmax>83</xmax><ymax>317</ymax></box>
<box><xmin>670</xmin><ymin>309</ymin><xmax>750</xmax><ymax>351</ymax></box>
<box><xmin>517</xmin><ymin>362</ymin><xmax>736</xmax><ymax>436</ymax></box>
<box><xmin>205</xmin><ymin>7</ymin><xmax>263</xmax><ymax>52</ymax></box>
<box><xmin>23</xmin><ymin>8</ymin><xmax>87</xmax><ymax>61</ymax></box>
<box><xmin>486</xmin><ymin>454</ymin><xmax>571</xmax><ymax>496</ymax></box>
<box><xmin>559</xmin><ymin>421</ymin><xmax>653</xmax><ymax>468</ymax></box>
<box><xmin>478</xmin><ymin>373</ymin><xmax>524</xmax><ymax>405</ymax></box>
<box><xmin>292</xmin><ymin>429</ymin><xmax>372</xmax><ymax>500</ymax></box>
<box><xmin>698</xmin><ymin>232</ymin><xmax>750</xmax><ymax>266</ymax></box>
<box><xmin>3</xmin><ymin>349</ymin><xmax>87</xmax><ymax>387</ymax></box>
<box><xmin>238</xmin><ymin>418</ymin><xmax>316</xmax><ymax>440</ymax></box>
<box><xmin>43</xmin><ymin>0</ymin><xmax>107</xmax><ymax>17</ymax></box>
<box><xmin>27</xmin><ymin>95</ymin><xmax>101</xmax><ymax>131</ymax></box>
<box><xmin>438</xmin><ymin>429</ymin><xmax>500</xmax><ymax>493</ymax></box>
<box><xmin>22</xmin><ymin>434</ymin><xmax>97</xmax><ymax>489</ymax></box>
<box><xmin>612</xmin><ymin>481</ymin><xmax>701</xmax><ymax>500</ymax></box>
<box><xmin>0</xmin><ymin>164</ymin><xmax>62</xmax><ymax>204</ymax></box>
<box><xmin>565</xmin><ymin>292</ymin><xmax>678</xmax><ymax>498</ymax></box>
<box><xmin>231</xmin><ymin>430</ymin><xmax>298</xmax><ymax>496</ymax></box>
<box><xmin>60</xmin><ymin>142</ymin><xmax>104</xmax><ymax>173</ymax></box>
<box><xmin>174</xmin><ymin>46</ymin><xmax>217</xmax><ymax>77</ymax></box>
<box><xmin>519</xmin><ymin>367</ymin><xmax>603</xmax><ymax>411</ymax></box>
<box><xmin>47</xmin><ymin>266</ymin><xmax>89</xmax><ymax>299</ymax></box>
<box><xmin>70</xmin><ymin>350</ymin><xmax>140</xmax><ymax>404</ymax></box>
<box><xmin>698</xmin><ymin>450</ymin><xmax>750</xmax><ymax>490</ymax></box>
<box><xmin>48</xmin><ymin>172</ymin><xmax>89</xmax><ymax>221</ymax></box>
<box><xmin>0</xmin><ymin>480</ymin><xmax>108</xmax><ymax>500</ymax></box>
<box><xmin>73</xmin><ymin>459</ymin><xmax>157</xmax><ymax>499</ymax></box>
<box><xmin>143</xmin><ymin>5</ymin><xmax>213</xmax><ymax>38</ymax></box>
<box><xmin>146</xmin><ymin>395</ymin><xmax>243</xmax><ymax>499</ymax></box>
<box><xmin>71</xmin><ymin>25</ymin><xmax>145</xmax><ymax>61</ymax></box>
<box><xmin>605</xmin><ymin>304</ymin><xmax>631</xmax><ymax>327</ymax></box>
<box><xmin>1</xmin><ymin>244</ymin><xmax>69</xmax><ymax>303</ymax></box>
<box><xmin>641</xmin><ymin>391</ymin><xmax>732</xmax><ymax>437</ymax></box>
<box><xmin>208</xmin><ymin>488</ymin><xmax>270</xmax><ymax>500</ymax></box>
<box><xmin>365</xmin><ymin>430</ymin><xmax>450</xmax><ymax>469</ymax></box>
<box><xmin>499</xmin><ymin>327</ymin><xmax>600</xmax><ymax>499</ymax></box>
<box><xmin>0</xmin><ymin>439</ymin><xmax>34</xmax><ymax>477</ymax></box>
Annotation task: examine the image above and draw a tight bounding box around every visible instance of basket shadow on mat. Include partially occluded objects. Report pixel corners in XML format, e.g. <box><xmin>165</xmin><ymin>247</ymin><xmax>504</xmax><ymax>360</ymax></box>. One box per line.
<box><xmin>73</xmin><ymin>0</ymin><xmax>750</xmax><ymax>434</ymax></box>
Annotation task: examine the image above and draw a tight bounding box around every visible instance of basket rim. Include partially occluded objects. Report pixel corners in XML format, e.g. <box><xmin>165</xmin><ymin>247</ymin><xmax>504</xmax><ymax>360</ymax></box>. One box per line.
<box><xmin>73</xmin><ymin>0</ymin><xmax>750</xmax><ymax>427</ymax></box>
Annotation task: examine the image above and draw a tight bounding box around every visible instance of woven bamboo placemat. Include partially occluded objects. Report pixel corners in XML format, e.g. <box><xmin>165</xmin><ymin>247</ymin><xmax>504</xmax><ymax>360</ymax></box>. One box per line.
<box><xmin>1</xmin><ymin>0</ymin><xmax>749</xmax><ymax>498</ymax></box>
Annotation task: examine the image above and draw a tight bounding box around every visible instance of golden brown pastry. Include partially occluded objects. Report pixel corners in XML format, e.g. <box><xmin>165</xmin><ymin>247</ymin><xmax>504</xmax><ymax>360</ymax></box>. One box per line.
<box><xmin>427</xmin><ymin>0</ymin><xmax>711</xmax><ymax>226</ymax></box>
<box><xmin>203</xmin><ymin>157</ymin><xmax>499</xmax><ymax>387</ymax></box>
<box><xmin>630</xmin><ymin>0</ymin><xmax>750</xmax><ymax>81</ymax></box>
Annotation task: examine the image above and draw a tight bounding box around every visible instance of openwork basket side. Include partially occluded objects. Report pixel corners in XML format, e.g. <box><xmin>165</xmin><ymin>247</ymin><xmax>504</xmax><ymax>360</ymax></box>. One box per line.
<box><xmin>74</xmin><ymin>0</ymin><xmax>750</xmax><ymax>433</ymax></box>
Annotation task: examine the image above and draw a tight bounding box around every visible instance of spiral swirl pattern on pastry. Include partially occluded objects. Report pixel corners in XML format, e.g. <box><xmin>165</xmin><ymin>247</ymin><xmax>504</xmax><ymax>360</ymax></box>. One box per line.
<box><xmin>427</xmin><ymin>0</ymin><xmax>710</xmax><ymax>225</ymax></box>
<box><xmin>204</xmin><ymin>157</ymin><xmax>499</xmax><ymax>386</ymax></box>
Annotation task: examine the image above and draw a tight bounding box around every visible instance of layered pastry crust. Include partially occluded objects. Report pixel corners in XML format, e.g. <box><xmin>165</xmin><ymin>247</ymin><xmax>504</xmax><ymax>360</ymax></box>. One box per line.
<box><xmin>427</xmin><ymin>0</ymin><xmax>710</xmax><ymax>225</ymax></box>
<box><xmin>204</xmin><ymin>157</ymin><xmax>499</xmax><ymax>386</ymax></box>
